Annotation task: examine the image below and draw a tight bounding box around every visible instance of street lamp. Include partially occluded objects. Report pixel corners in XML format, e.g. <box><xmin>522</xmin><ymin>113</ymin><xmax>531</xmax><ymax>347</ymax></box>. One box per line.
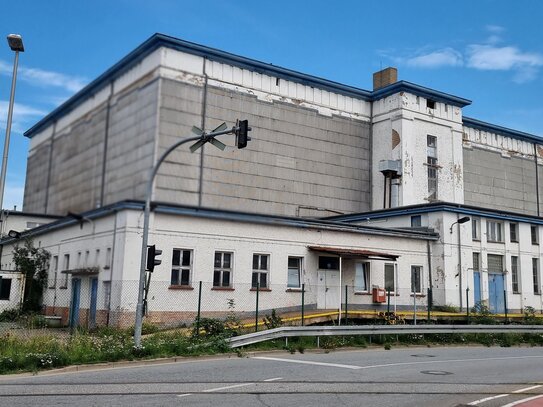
<box><xmin>0</xmin><ymin>34</ymin><xmax>24</xmax><ymax>218</ymax></box>
<box><xmin>449</xmin><ymin>216</ymin><xmax>470</xmax><ymax>233</ymax></box>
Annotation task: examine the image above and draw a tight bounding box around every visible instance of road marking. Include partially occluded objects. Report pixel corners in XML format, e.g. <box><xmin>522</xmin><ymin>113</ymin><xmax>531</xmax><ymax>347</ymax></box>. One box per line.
<box><xmin>468</xmin><ymin>384</ymin><xmax>543</xmax><ymax>405</ymax></box>
<box><xmin>177</xmin><ymin>394</ymin><xmax>192</xmax><ymax>397</ymax></box>
<box><xmin>254</xmin><ymin>357</ymin><xmax>362</xmax><ymax>370</ymax></box>
<box><xmin>263</xmin><ymin>377</ymin><xmax>283</xmax><ymax>382</ymax></box>
<box><xmin>202</xmin><ymin>383</ymin><xmax>254</xmax><ymax>392</ymax></box>
<box><xmin>501</xmin><ymin>394</ymin><xmax>543</xmax><ymax>407</ymax></box>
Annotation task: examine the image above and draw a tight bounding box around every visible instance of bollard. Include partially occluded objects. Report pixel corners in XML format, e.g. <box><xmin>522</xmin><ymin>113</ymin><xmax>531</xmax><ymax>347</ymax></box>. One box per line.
<box><xmin>196</xmin><ymin>281</ymin><xmax>202</xmax><ymax>336</ymax></box>
<box><xmin>301</xmin><ymin>283</ymin><xmax>305</xmax><ymax>326</ymax></box>
<box><xmin>255</xmin><ymin>282</ymin><xmax>260</xmax><ymax>332</ymax></box>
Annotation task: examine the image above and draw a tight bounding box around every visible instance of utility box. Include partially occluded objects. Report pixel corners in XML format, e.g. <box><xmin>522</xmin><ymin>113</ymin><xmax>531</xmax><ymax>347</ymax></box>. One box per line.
<box><xmin>372</xmin><ymin>286</ymin><xmax>386</xmax><ymax>303</ymax></box>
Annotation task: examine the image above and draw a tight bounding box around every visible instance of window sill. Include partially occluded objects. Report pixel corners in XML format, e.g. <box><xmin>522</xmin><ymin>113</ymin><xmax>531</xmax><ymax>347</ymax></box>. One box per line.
<box><xmin>250</xmin><ymin>288</ymin><xmax>271</xmax><ymax>292</ymax></box>
<box><xmin>211</xmin><ymin>287</ymin><xmax>235</xmax><ymax>291</ymax></box>
<box><xmin>59</xmin><ymin>286</ymin><xmax>68</xmax><ymax>290</ymax></box>
<box><xmin>48</xmin><ymin>286</ymin><xmax>56</xmax><ymax>290</ymax></box>
<box><xmin>354</xmin><ymin>292</ymin><xmax>371</xmax><ymax>296</ymax></box>
<box><xmin>168</xmin><ymin>285</ymin><xmax>194</xmax><ymax>290</ymax></box>
<box><xmin>410</xmin><ymin>293</ymin><xmax>426</xmax><ymax>298</ymax></box>
<box><xmin>286</xmin><ymin>288</ymin><xmax>302</xmax><ymax>292</ymax></box>
<box><xmin>487</xmin><ymin>240</ymin><xmax>504</xmax><ymax>244</ymax></box>
<box><xmin>512</xmin><ymin>292</ymin><xmax>521</xmax><ymax>295</ymax></box>
<box><xmin>472</xmin><ymin>238</ymin><xmax>480</xmax><ymax>242</ymax></box>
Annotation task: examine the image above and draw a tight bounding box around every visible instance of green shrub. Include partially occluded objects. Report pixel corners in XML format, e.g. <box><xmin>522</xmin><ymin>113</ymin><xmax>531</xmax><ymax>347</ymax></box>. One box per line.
<box><xmin>263</xmin><ymin>309</ymin><xmax>283</xmax><ymax>330</ymax></box>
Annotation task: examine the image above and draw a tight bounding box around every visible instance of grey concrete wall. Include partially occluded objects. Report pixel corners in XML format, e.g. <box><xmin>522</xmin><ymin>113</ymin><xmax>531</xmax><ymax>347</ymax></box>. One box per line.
<box><xmin>155</xmin><ymin>79</ymin><xmax>371</xmax><ymax>216</ymax></box>
<box><xmin>23</xmin><ymin>77</ymin><xmax>160</xmax><ymax>215</ymax></box>
<box><xmin>463</xmin><ymin>147</ymin><xmax>540</xmax><ymax>215</ymax></box>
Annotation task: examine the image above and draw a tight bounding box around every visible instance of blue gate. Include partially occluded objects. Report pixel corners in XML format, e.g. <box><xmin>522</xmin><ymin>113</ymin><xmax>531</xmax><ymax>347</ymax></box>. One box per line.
<box><xmin>488</xmin><ymin>273</ymin><xmax>505</xmax><ymax>314</ymax></box>
<box><xmin>69</xmin><ymin>278</ymin><xmax>81</xmax><ymax>328</ymax></box>
<box><xmin>473</xmin><ymin>271</ymin><xmax>481</xmax><ymax>305</ymax></box>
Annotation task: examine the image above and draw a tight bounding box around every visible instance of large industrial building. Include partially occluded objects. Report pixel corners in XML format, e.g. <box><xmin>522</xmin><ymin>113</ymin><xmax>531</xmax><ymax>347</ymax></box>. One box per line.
<box><xmin>1</xmin><ymin>33</ymin><xmax>542</xmax><ymax>327</ymax></box>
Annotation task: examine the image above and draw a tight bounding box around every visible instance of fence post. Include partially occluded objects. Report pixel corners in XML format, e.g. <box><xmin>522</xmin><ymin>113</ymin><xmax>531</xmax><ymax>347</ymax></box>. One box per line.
<box><xmin>345</xmin><ymin>285</ymin><xmax>348</xmax><ymax>324</ymax></box>
<box><xmin>413</xmin><ymin>289</ymin><xmax>417</xmax><ymax>325</ymax></box>
<box><xmin>387</xmin><ymin>289</ymin><xmax>391</xmax><ymax>314</ymax></box>
<box><xmin>196</xmin><ymin>281</ymin><xmax>202</xmax><ymax>336</ymax></box>
<box><xmin>255</xmin><ymin>282</ymin><xmax>260</xmax><ymax>332</ymax></box>
<box><xmin>466</xmin><ymin>287</ymin><xmax>470</xmax><ymax>323</ymax></box>
<box><xmin>427</xmin><ymin>288</ymin><xmax>432</xmax><ymax>322</ymax></box>
<box><xmin>504</xmin><ymin>289</ymin><xmax>508</xmax><ymax>324</ymax></box>
<box><xmin>301</xmin><ymin>283</ymin><xmax>305</xmax><ymax>326</ymax></box>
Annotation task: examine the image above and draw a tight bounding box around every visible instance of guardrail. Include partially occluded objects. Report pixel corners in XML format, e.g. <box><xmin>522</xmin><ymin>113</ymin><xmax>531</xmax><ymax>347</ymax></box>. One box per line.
<box><xmin>227</xmin><ymin>324</ymin><xmax>543</xmax><ymax>348</ymax></box>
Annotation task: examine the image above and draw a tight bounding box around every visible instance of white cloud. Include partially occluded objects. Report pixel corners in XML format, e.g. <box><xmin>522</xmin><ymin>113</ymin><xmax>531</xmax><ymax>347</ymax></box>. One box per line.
<box><xmin>467</xmin><ymin>45</ymin><xmax>543</xmax><ymax>70</ymax></box>
<box><xmin>0</xmin><ymin>101</ymin><xmax>47</xmax><ymax>133</ymax></box>
<box><xmin>404</xmin><ymin>48</ymin><xmax>463</xmax><ymax>68</ymax></box>
<box><xmin>0</xmin><ymin>60</ymin><xmax>87</xmax><ymax>93</ymax></box>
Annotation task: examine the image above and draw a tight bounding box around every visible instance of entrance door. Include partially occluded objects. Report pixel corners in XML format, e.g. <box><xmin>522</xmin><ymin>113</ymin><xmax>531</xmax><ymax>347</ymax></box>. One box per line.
<box><xmin>473</xmin><ymin>271</ymin><xmax>481</xmax><ymax>305</ymax></box>
<box><xmin>89</xmin><ymin>278</ymin><xmax>98</xmax><ymax>330</ymax></box>
<box><xmin>317</xmin><ymin>270</ymin><xmax>340</xmax><ymax>310</ymax></box>
<box><xmin>488</xmin><ymin>273</ymin><xmax>505</xmax><ymax>314</ymax></box>
<box><xmin>69</xmin><ymin>278</ymin><xmax>81</xmax><ymax>328</ymax></box>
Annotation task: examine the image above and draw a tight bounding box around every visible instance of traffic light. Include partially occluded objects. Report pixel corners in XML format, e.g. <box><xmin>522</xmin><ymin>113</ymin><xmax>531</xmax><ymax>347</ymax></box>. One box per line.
<box><xmin>146</xmin><ymin>245</ymin><xmax>162</xmax><ymax>272</ymax></box>
<box><xmin>235</xmin><ymin>119</ymin><xmax>251</xmax><ymax>149</ymax></box>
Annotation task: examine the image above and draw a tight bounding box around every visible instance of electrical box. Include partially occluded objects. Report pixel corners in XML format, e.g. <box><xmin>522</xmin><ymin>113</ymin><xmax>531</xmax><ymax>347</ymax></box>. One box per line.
<box><xmin>372</xmin><ymin>286</ymin><xmax>386</xmax><ymax>303</ymax></box>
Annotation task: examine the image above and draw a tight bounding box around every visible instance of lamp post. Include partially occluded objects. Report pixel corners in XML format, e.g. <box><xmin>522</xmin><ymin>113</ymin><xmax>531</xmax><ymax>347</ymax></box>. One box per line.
<box><xmin>0</xmin><ymin>34</ymin><xmax>24</xmax><ymax>218</ymax></box>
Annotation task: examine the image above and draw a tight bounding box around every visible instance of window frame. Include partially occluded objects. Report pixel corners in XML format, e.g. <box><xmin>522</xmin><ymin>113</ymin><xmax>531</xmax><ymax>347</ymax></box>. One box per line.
<box><xmin>427</xmin><ymin>135</ymin><xmax>438</xmax><ymax>200</ymax></box>
<box><xmin>531</xmin><ymin>225</ymin><xmax>539</xmax><ymax>245</ymax></box>
<box><xmin>511</xmin><ymin>256</ymin><xmax>520</xmax><ymax>294</ymax></box>
<box><xmin>170</xmin><ymin>248</ymin><xmax>193</xmax><ymax>287</ymax></box>
<box><xmin>252</xmin><ymin>253</ymin><xmax>270</xmax><ymax>289</ymax></box>
<box><xmin>384</xmin><ymin>263</ymin><xmax>395</xmax><ymax>293</ymax></box>
<box><xmin>49</xmin><ymin>255</ymin><xmax>58</xmax><ymax>289</ymax></box>
<box><xmin>354</xmin><ymin>262</ymin><xmax>371</xmax><ymax>293</ymax></box>
<box><xmin>487</xmin><ymin>254</ymin><xmax>504</xmax><ymax>273</ymax></box>
<box><xmin>213</xmin><ymin>251</ymin><xmax>233</xmax><ymax>288</ymax></box>
<box><xmin>486</xmin><ymin>220</ymin><xmax>503</xmax><ymax>243</ymax></box>
<box><xmin>60</xmin><ymin>254</ymin><xmax>70</xmax><ymax>288</ymax></box>
<box><xmin>533</xmin><ymin>258</ymin><xmax>541</xmax><ymax>295</ymax></box>
<box><xmin>287</xmin><ymin>256</ymin><xmax>303</xmax><ymax>289</ymax></box>
<box><xmin>411</xmin><ymin>265</ymin><xmax>422</xmax><ymax>294</ymax></box>
<box><xmin>509</xmin><ymin>223</ymin><xmax>518</xmax><ymax>243</ymax></box>
<box><xmin>0</xmin><ymin>278</ymin><xmax>11</xmax><ymax>300</ymax></box>
<box><xmin>411</xmin><ymin>215</ymin><xmax>422</xmax><ymax>228</ymax></box>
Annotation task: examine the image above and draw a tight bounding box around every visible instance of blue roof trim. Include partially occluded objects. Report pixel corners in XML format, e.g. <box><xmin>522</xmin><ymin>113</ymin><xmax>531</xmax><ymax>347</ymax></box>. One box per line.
<box><xmin>24</xmin><ymin>33</ymin><xmax>472</xmax><ymax>139</ymax></box>
<box><xmin>371</xmin><ymin>80</ymin><xmax>471</xmax><ymax>108</ymax></box>
<box><xmin>463</xmin><ymin>116</ymin><xmax>542</xmax><ymax>143</ymax></box>
<box><xmin>0</xmin><ymin>200</ymin><xmax>438</xmax><ymax>244</ymax></box>
<box><xmin>329</xmin><ymin>202</ymin><xmax>543</xmax><ymax>225</ymax></box>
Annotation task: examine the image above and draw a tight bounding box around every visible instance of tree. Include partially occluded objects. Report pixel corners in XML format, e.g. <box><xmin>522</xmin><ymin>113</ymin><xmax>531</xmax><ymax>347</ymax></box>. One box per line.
<box><xmin>12</xmin><ymin>239</ymin><xmax>51</xmax><ymax>312</ymax></box>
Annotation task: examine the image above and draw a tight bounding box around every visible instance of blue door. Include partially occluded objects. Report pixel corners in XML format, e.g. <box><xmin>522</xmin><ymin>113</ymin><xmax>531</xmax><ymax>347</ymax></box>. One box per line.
<box><xmin>89</xmin><ymin>278</ymin><xmax>98</xmax><ymax>329</ymax></box>
<box><xmin>473</xmin><ymin>271</ymin><xmax>481</xmax><ymax>306</ymax></box>
<box><xmin>488</xmin><ymin>273</ymin><xmax>505</xmax><ymax>314</ymax></box>
<box><xmin>69</xmin><ymin>278</ymin><xmax>81</xmax><ymax>328</ymax></box>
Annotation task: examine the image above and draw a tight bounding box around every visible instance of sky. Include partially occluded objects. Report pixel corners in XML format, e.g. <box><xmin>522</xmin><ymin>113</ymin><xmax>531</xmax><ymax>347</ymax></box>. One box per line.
<box><xmin>0</xmin><ymin>0</ymin><xmax>542</xmax><ymax>211</ymax></box>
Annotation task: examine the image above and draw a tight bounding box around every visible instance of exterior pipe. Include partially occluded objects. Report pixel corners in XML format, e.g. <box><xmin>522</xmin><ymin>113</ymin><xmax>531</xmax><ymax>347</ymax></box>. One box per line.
<box><xmin>457</xmin><ymin>214</ymin><xmax>463</xmax><ymax>311</ymax></box>
<box><xmin>534</xmin><ymin>143</ymin><xmax>540</xmax><ymax>217</ymax></box>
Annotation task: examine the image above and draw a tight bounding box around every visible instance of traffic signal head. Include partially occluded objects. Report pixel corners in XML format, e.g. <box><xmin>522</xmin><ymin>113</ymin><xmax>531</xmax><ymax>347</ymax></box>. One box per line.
<box><xmin>146</xmin><ymin>245</ymin><xmax>162</xmax><ymax>272</ymax></box>
<box><xmin>235</xmin><ymin>119</ymin><xmax>251</xmax><ymax>149</ymax></box>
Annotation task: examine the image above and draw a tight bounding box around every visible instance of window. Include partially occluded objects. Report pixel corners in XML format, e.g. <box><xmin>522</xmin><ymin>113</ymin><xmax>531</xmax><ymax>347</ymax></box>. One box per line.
<box><xmin>61</xmin><ymin>254</ymin><xmax>70</xmax><ymax>288</ymax></box>
<box><xmin>487</xmin><ymin>221</ymin><xmax>503</xmax><ymax>242</ymax></box>
<box><xmin>411</xmin><ymin>266</ymin><xmax>422</xmax><ymax>294</ymax></box>
<box><xmin>384</xmin><ymin>263</ymin><xmax>395</xmax><ymax>292</ymax></box>
<box><xmin>171</xmin><ymin>249</ymin><xmax>192</xmax><ymax>286</ymax></box>
<box><xmin>318</xmin><ymin>256</ymin><xmax>339</xmax><ymax>270</ymax></box>
<box><xmin>487</xmin><ymin>254</ymin><xmax>504</xmax><ymax>273</ymax></box>
<box><xmin>49</xmin><ymin>255</ymin><xmax>58</xmax><ymax>288</ymax></box>
<box><xmin>95</xmin><ymin>249</ymin><xmax>101</xmax><ymax>265</ymax></box>
<box><xmin>510</xmin><ymin>223</ymin><xmax>518</xmax><ymax>242</ymax></box>
<box><xmin>105</xmin><ymin>248</ymin><xmax>112</xmax><ymax>269</ymax></box>
<box><xmin>426</xmin><ymin>99</ymin><xmax>436</xmax><ymax>109</ymax></box>
<box><xmin>511</xmin><ymin>256</ymin><xmax>519</xmax><ymax>294</ymax></box>
<box><xmin>533</xmin><ymin>258</ymin><xmax>540</xmax><ymax>295</ymax></box>
<box><xmin>355</xmin><ymin>262</ymin><xmax>370</xmax><ymax>292</ymax></box>
<box><xmin>0</xmin><ymin>278</ymin><xmax>11</xmax><ymax>300</ymax></box>
<box><xmin>473</xmin><ymin>252</ymin><xmax>480</xmax><ymax>271</ymax></box>
<box><xmin>427</xmin><ymin>135</ymin><xmax>438</xmax><ymax>200</ymax></box>
<box><xmin>411</xmin><ymin>215</ymin><xmax>422</xmax><ymax>228</ymax></box>
<box><xmin>103</xmin><ymin>281</ymin><xmax>111</xmax><ymax>309</ymax></box>
<box><xmin>472</xmin><ymin>218</ymin><xmax>480</xmax><ymax>240</ymax></box>
<box><xmin>287</xmin><ymin>257</ymin><xmax>302</xmax><ymax>288</ymax></box>
<box><xmin>531</xmin><ymin>225</ymin><xmax>539</xmax><ymax>245</ymax></box>
<box><xmin>252</xmin><ymin>254</ymin><xmax>269</xmax><ymax>288</ymax></box>
<box><xmin>213</xmin><ymin>252</ymin><xmax>233</xmax><ymax>288</ymax></box>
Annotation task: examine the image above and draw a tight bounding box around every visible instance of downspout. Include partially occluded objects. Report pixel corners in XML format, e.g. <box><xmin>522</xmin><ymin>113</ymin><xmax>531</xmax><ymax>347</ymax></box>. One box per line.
<box><xmin>99</xmin><ymin>82</ymin><xmax>114</xmax><ymax>208</ymax></box>
<box><xmin>369</xmin><ymin>99</ymin><xmax>373</xmax><ymax>210</ymax></box>
<box><xmin>394</xmin><ymin>262</ymin><xmax>398</xmax><ymax>313</ymax></box>
<box><xmin>44</xmin><ymin>121</ymin><xmax>57</xmax><ymax>214</ymax></box>
<box><xmin>534</xmin><ymin>143</ymin><xmax>540</xmax><ymax>217</ymax></box>
<box><xmin>338</xmin><ymin>256</ymin><xmax>342</xmax><ymax>325</ymax></box>
<box><xmin>427</xmin><ymin>239</ymin><xmax>432</xmax><ymax>292</ymax></box>
<box><xmin>198</xmin><ymin>58</ymin><xmax>209</xmax><ymax>207</ymax></box>
<box><xmin>457</xmin><ymin>214</ymin><xmax>463</xmax><ymax>311</ymax></box>
<box><xmin>106</xmin><ymin>209</ymin><xmax>117</xmax><ymax>326</ymax></box>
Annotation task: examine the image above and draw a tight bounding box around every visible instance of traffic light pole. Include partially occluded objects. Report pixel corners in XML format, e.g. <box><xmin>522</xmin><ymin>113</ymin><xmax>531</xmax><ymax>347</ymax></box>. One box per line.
<box><xmin>134</xmin><ymin>126</ymin><xmax>243</xmax><ymax>347</ymax></box>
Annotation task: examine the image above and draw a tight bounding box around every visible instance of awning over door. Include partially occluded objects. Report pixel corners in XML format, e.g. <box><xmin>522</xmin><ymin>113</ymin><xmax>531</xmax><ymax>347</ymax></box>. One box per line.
<box><xmin>308</xmin><ymin>246</ymin><xmax>399</xmax><ymax>261</ymax></box>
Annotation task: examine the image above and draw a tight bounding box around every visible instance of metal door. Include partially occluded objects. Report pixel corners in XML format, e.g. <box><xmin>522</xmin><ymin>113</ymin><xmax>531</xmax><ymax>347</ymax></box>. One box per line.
<box><xmin>69</xmin><ymin>278</ymin><xmax>81</xmax><ymax>328</ymax></box>
<box><xmin>89</xmin><ymin>278</ymin><xmax>98</xmax><ymax>329</ymax></box>
<box><xmin>473</xmin><ymin>271</ymin><xmax>481</xmax><ymax>305</ymax></box>
<box><xmin>317</xmin><ymin>270</ymin><xmax>340</xmax><ymax>310</ymax></box>
<box><xmin>488</xmin><ymin>273</ymin><xmax>505</xmax><ymax>314</ymax></box>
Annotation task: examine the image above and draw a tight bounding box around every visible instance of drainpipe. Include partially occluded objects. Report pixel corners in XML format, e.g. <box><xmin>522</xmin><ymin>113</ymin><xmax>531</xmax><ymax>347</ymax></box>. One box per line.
<box><xmin>534</xmin><ymin>143</ymin><xmax>540</xmax><ymax>217</ymax></box>
<box><xmin>427</xmin><ymin>240</ymin><xmax>433</xmax><ymax>307</ymax></box>
<box><xmin>369</xmin><ymin>100</ymin><xmax>373</xmax><ymax>209</ymax></box>
<box><xmin>394</xmin><ymin>263</ymin><xmax>398</xmax><ymax>313</ymax></box>
<box><xmin>338</xmin><ymin>256</ymin><xmax>342</xmax><ymax>325</ymax></box>
<box><xmin>457</xmin><ymin>214</ymin><xmax>463</xmax><ymax>311</ymax></box>
<box><xmin>391</xmin><ymin>178</ymin><xmax>400</xmax><ymax>208</ymax></box>
<box><xmin>198</xmin><ymin>58</ymin><xmax>209</xmax><ymax>207</ymax></box>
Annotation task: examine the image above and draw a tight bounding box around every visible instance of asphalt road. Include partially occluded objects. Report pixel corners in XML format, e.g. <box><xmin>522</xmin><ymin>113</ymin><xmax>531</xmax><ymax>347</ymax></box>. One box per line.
<box><xmin>0</xmin><ymin>346</ymin><xmax>542</xmax><ymax>406</ymax></box>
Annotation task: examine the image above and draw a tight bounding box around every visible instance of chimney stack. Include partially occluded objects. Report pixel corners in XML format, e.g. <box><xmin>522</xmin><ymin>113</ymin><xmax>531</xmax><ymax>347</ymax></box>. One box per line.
<box><xmin>373</xmin><ymin>67</ymin><xmax>398</xmax><ymax>90</ymax></box>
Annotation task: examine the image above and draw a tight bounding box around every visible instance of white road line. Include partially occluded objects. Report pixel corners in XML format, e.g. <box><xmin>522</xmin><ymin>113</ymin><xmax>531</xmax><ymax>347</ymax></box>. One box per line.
<box><xmin>468</xmin><ymin>384</ymin><xmax>543</xmax><ymax>405</ymax></box>
<box><xmin>263</xmin><ymin>377</ymin><xmax>283</xmax><ymax>382</ymax></box>
<box><xmin>501</xmin><ymin>394</ymin><xmax>543</xmax><ymax>407</ymax></box>
<box><xmin>254</xmin><ymin>356</ymin><xmax>362</xmax><ymax>370</ymax></box>
<box><xmin>202</xmin><ymin>383</ymin><xmax>254</xmax><ymax>392</ymax></box>
<box><xmin>177</xmin><ymin>393</ymin><xmax>192</xmax><ymax>398</ymax></box>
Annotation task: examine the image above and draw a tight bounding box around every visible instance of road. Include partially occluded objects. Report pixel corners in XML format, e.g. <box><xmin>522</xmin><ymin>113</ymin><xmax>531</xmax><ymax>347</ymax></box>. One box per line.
<box><xmin>0</xmin><ymin>346</ymin><xmax>542</xmax><ymax>406</ymax></box>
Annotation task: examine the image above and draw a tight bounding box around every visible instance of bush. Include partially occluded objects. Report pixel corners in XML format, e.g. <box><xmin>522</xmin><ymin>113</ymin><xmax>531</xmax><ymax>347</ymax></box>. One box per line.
<box><xmin>263</xmin><ymin>309</ymin><xmax>283</xmax><ymax>330</ymax></box>
<box><xmin>471</xmin><ymin>302</ymin><xmax>497</xmax><ymax>324</ymax></box>
<box><xmin>0</xmin><ymin>308</ymin><xmax>21</xmax><ymax>322</ymax></box>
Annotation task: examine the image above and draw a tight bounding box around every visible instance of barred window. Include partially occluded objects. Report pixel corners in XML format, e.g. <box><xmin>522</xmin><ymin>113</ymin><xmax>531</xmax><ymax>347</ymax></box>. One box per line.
<box><xmin>487</xmin><ymin>254</ymin><xmax>503</xmax><ymax>273</ymax></box>
<box><xmin>171</xmin><ymin>249</ymin><xmax>192</xmax><ymax>286</ymax></box>
<box><xmin>213</xmin><ymin>252</ymin><xmax>232</xmax><ymax>288</ymax></box>
<box><xmin>252</xmin><ymin>254</ymin><xmax>269</xmax><ymax>288</ymax></box>
<box><xmin>511</xmin><ymin>256</ymin><xmax>519</xmax><ymax>294</ymax></box>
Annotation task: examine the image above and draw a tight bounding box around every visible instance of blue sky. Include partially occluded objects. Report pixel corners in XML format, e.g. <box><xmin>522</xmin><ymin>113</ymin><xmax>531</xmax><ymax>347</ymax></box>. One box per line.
<box><xmin>0</xmin><ymin>0</ymin><xmax>542</xmax><ymax>211</ymax></box>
